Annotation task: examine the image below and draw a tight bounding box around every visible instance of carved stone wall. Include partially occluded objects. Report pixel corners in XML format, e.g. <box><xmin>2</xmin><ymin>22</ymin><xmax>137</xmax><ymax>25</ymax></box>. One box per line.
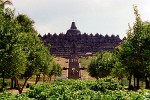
<box><xmin>40</xmin><ymin>22</ymin><xmax>122</xmax><ymax>58</ymax></box>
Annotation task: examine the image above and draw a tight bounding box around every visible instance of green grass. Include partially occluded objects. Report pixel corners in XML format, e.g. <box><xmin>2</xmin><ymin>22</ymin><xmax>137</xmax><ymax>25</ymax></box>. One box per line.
<box><xmin>80</xmin><ymin>57</ymin><xmax>93</xmax><ymax>68</ymax></box>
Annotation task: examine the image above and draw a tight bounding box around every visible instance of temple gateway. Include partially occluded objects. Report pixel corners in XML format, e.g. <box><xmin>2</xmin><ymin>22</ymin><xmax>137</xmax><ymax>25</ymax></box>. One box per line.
<box><xmin>41</xmin><ymin>22</ymin><xmax>122</xmax><ymax>58</ymax></box>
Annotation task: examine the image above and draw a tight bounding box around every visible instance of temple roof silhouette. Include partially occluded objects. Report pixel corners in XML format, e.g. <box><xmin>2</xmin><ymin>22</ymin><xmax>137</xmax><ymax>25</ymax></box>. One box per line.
<box><xmin>66</xmin><ymin>22</ymin><xmax>81</xmax><ymax>36</ymax></box>
<box><xmin>41</xmin><ymin>22</ymin><xmax>122</xmax><ymax>58</ymax></box>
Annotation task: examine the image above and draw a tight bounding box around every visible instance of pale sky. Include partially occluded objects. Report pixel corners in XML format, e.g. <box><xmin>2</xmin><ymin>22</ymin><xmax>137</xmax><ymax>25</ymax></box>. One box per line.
<box><xmin>11</xmin><ymin>0</ymin><xmax>150</xmax><ymax>39</ymax></box>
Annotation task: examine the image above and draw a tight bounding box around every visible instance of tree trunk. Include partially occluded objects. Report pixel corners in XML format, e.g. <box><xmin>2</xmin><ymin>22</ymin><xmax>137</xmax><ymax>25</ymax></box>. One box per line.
<box><xmin>128</xmin><ymin>76</ymin><xmax>131</xmax><ymax>88</ymax></box>
<box><xmin>128</xmin><ymin>72</ymin><xmax>134</xmax><ymax>90</ymax></box>
<box><xmin>134</xmin><ymin>76</ymin><xmax>136</xmax><ymax>88</ymax></box>
<box><xmin>10</xmin><ymin>78</ymin><xmax>14</xmax><ymax>89</ymax></box>
<box><xmin>49</xmin><ymin>75</ymin><xmax>52</xmax><ymax>82</ymax></box>
<box><xmin>96</xmin><ymin>77</ymin><xmax>99</xmax><ymax>80</ymax></box>
<box><xmin>35</xmin><ymin>74</ymin><xmax>40</xmax><ymax>84</ymax></box>
<box><xmin>2</xmin><ymin>76</ymin><xmax>5</xmax><ymax>88</ymax></box>
<box><xmin>14</xmin><ymin>79</ymin><xmax>17</xmax><ymax>89</ymax></box>
<box><xmin>14</xmin><ymin>77</ymin><xmax>29</xmax><ymax>94</ymax></box>
<box><xmin>14</xmin><ymin>78</ymin><xmax>20</xmax><ymax>93</ymax></box>
<box><xmin>43</xmin><ymin>74</ymin><xmax>46</xmax><ymax>83</ymax></box>
<box><xmin>145</xmin><ymin>77</ymin><xmax>149</xmax><ymax>89</ymax></box>
<box><xmin>19</xmin><ymin>77</ymin><xmax>29</xmax><ymax>94</ymax></box>
<box><xmin>136</xmin><ymin>77</ymin><xmax>140</xmax><ymax>89</ymax></box>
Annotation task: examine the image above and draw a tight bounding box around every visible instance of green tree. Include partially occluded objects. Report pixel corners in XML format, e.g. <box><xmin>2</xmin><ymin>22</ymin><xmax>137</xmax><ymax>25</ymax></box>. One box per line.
<box><xmin>88</xmin><ymin>51</ymin><xmax>113</xmax><ymax>80</ymax></box>
<box><xmin>87</xmin><ymin>57</ymin><xmax>99</xmax><ymax>80</ymax></box>
<box><xmin>13</xmin><ymin>33</ymin><xmax>39</xmax><ymax>93</ymax></box>
<box><xmin>140</xmin><ymin>22</ymin><xmax>150</xmax><ymax>88</ymax></box>
<box><xmin>35</xmin><ymin>44</ymin><xmax>53</xmax><ymax>84</ymax></box>
<box><xmin>113</xmin><ymin>6</ymin><xmax>150</xmax><ymax>89</ymax></box>
<box><xmin>12</xmin><ymin>32</ymin><xmax>53</xmax><ymax>93</ymax></box>
<box><xmin>14</xmin><ymin>13</ymin><xmax>55</xmax><ymax>93</ymax></box>
<box><xmin>0</xmin><ymin>7</ymin><xmax>26</xmax><ymax>88</ymax></box>
<box><xmin>16</xmin><ymin>14</ymin><xmax>36</xmax><ymax>33</ymax></box>
<box><xmin>126</xmin><ymin>6</ymin><xmax>150</xmax><ymax>89</ymax></box>
<box><xmin>48</xmin><ymin>62</ymin><xmax>62</xmax><ymax>82</ymax></box>
<box><xmin>112</xmin><ymin>41</ymin><xmax>135</xmax><ymax>88</ymax></box>
<box><xmin>111</xmin><ymin>49</ymin><xmax>126</xmax><ymax>82</ymax></box>
<box><xmin>0</xmin><ymin>6</ymin><xmax>54</xmax><ymax>93</ymax></box>
<box><xmin>10</xmin><ymin>12</ymin><xmax>53</xmax><ymax>93</ymax></box>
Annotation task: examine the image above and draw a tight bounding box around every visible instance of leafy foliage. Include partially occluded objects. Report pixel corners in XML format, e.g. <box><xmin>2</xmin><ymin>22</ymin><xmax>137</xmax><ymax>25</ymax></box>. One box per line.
<box><xmin>112</xmin><ymin>6</ymin><xmax>150</xmax><ymax>89</ymax></box>
<box><xmin>0</xmin><ymin>4</ymin><xmax>53</xmax><ymax>93</ymax></box>
<box><xmin>16</xmin><ymin>14</ymin><xmax>36</xmax><ymax>33</ymax></box>
<box><xmin>1</xmin><ymin>79</ymin><xmax>150</xmax><ymax>100</ymax></box>
<box><xmin>26</xmin><ymin>78</ymin><xmax>123</xmax><ymax>99</ymax></box>
<box><xmin>90</xmin><ymin>77</ymin><xmax>123</xmax><ymax>92</ymax></box>
<box><xmin>88</xmin><ymin>51</ymin><xmax>114</xmax><ymax>79</ymax></box>
<box><xmin>50</xmin><ymin>63</ymin><xmax>62</xmax><ymax>76</ymax></box>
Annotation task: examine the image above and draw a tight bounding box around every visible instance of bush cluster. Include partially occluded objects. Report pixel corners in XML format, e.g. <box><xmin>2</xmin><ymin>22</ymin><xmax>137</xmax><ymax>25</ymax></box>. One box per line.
<box><xmin>1</xmin><ymin>77</ymin><xmax>150</xmax><ymax>100</ymax></box>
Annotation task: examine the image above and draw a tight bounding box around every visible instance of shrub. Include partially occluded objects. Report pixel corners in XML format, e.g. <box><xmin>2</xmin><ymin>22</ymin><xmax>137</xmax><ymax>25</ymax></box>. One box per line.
<box><xmin>1</xmin><ymin>79</ymin><xmax>150</xmax><ymax>100</ymax></box>
<box><xmin>90</xmin><ymin>76</ymin><xmax>123</xmax><ymax>92</ymax></box>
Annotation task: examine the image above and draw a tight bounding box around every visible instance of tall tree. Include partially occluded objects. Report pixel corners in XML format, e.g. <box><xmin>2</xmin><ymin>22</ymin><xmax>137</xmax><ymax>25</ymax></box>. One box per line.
<box><xmin>112</xmin><ymin>40</ymin><xmax>135</xmax><ymax>88</ymax></box>
<box><xmin>0</xmin><ymin>6</ymin><xmax>54</xmax><ymax>93</ymax></box>
<box><xmin>113</xmin><ymin>6</ymin><xmax>150</xmax><ymax>89</ymax></box>
<box><xmin>0</xmin><ymin>7</ymin><xmax>25</xmax><ymax>88</ymax></box>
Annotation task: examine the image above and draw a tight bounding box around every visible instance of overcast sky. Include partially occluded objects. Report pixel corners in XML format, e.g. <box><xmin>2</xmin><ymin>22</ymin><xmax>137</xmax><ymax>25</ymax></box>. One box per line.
<box><xmin>11</xmin><ymin>0</ymin><xmax>150</xmax><ymax>39</ymax></box>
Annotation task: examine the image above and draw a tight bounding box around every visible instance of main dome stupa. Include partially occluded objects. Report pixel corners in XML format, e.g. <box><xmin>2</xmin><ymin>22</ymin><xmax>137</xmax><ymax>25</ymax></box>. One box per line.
<box><xmin>66</xmin><ymin>22</ymin><xmax>81</xmax><ymax>36</ymax></box>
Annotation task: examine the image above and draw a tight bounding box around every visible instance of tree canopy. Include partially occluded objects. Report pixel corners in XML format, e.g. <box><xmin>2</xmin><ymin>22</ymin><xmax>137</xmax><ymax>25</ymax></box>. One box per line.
<box><xmin>0</xmin><ymin>5</ymin><xmax>55</xmax><ymax>93</ymax></box>
<box><xmin>112</xmin><ymin>6</ymin><xmax>150</xmax><ymax>89</ymax></box>
<box><xmin>88</xmin><ymin>51</ymin><xmax>113</xmax><ymax>80</ymax></box>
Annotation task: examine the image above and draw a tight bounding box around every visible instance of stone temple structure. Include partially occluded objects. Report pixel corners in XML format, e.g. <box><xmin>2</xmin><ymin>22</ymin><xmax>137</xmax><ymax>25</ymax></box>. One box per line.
<box><xmin>68</xmin><ymin>42</ymin><xmax>81</xmax><ymax>79</ymax></box>
<box><xmin>40</xmin><ymin>22</ymin><xmax>122</xmax><ymax>58</ymax></box>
